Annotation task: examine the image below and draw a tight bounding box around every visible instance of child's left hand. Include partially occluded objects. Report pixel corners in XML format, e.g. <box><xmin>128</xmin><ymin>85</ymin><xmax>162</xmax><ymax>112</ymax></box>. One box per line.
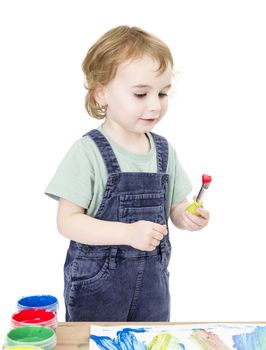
<box><xmin>171</xmin><ymin>198</ymin><xmax>210</xmax><ymax>231</ymax></box>
<box><xmin>183</xmin><ymin>207</ymin><xmax>210</xmax><ymax>231</ymax></box>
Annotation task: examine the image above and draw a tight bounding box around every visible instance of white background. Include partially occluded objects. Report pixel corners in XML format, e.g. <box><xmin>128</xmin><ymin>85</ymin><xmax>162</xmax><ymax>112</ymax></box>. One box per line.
<box><xmin>1</xmin><ymin>0</ymin><xmax>266</xmax><ymax>343</ymax></box>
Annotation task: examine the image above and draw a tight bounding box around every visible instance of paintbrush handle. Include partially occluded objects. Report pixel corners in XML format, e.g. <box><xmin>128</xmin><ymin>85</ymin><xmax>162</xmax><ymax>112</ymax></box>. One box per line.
<box><xmin>196</xmin><ymin>185</ymin><xmax>207</xmax><ymax>203</ymax></box>
<box><xmin>186</xmin><ymin>174</ymin><xmax>212</xmax><ymax>216</ymax></box>
<box><xmin>186</xmin><ymin>200</ymin><xmax>203</xmax><ymax>216</ymax></box>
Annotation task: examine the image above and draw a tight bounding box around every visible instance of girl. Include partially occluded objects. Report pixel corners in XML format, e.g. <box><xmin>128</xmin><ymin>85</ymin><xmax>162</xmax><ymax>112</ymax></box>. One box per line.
<box><xmin>45</xmin><ymin>26</ymin><xmax>210</xmax><ymax>322</ymax></box>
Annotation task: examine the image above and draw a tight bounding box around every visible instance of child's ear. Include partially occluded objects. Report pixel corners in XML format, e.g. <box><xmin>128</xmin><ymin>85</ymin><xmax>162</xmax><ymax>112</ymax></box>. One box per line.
<box><xmin>93</xmin><ymin>84</ymin><xmax>108</xmax><ymax>107</ymax></box>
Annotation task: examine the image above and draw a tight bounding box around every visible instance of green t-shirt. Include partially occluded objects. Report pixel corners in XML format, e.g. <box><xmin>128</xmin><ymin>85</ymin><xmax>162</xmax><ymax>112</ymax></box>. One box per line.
<box><xmin>45</xmin><ymin>126</ymin><xmax>192</xmax><ymax>217</ymax></box>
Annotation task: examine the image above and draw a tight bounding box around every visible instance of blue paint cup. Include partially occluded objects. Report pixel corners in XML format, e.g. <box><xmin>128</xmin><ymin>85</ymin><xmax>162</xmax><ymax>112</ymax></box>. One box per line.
<box><xmin>17</xmin><ymin>295</ymin><xmax>59</xmax><ymax>314</ymax></box>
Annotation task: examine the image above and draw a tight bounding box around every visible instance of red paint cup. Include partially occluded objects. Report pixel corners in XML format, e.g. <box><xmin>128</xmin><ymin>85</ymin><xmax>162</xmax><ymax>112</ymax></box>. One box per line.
<box><xmin>11</xmin><ymin>309</ymin><xmax>57</xmax><ymax>331</ymax></box>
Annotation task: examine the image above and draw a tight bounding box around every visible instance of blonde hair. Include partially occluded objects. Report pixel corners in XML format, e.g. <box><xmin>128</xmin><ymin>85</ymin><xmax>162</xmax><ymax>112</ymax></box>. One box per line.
<box><xmin>82</xmin><ymin>26</ymin><xmax>174</xmax><ymax>119</ymax></box>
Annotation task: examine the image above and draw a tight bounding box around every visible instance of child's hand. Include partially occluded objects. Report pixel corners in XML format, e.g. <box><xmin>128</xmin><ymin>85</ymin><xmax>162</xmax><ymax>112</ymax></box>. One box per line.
<box><xmin>127</xmin><ymin>220</ymin><xmax>168</xmax><ymax>251</ymax></box>
<box><xmin>182</xmin><ymin>207</ymin><xmax>210</xmax><ymax>231</ymax></box>
<box><xmin>171</xmin><ymin>198</ymin><xmax>210</xmax><ymax>231</ymax></box>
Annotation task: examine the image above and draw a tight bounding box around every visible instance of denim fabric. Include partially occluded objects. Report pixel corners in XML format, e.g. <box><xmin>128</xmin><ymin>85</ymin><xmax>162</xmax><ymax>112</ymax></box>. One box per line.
<box><xmin>64</xmin><ymin>129</ymin><xmax>171</xmax><ymax>321</ymax></box>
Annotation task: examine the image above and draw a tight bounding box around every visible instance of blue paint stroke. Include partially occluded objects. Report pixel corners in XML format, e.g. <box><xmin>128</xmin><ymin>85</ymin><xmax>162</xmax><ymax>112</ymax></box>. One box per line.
<box><xmin>91</xmin><ymin>327</ymin><xmax>147</xmax><ymax>350</ymax></box>
<box><xmin>233</xmin><ymin>326</ymin><xmax>266</xmax><ymax>350</ymax></box>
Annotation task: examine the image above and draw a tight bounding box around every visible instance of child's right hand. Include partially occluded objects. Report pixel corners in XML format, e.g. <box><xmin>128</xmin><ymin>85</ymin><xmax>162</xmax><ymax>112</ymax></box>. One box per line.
<box><xmin>127</xmin><ymin>220</ymin><xmax>168</xmax><ymax>251</ymax></box>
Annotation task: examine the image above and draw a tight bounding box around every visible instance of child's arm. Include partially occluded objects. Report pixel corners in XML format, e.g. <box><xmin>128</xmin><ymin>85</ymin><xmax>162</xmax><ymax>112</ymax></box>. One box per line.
<box><xmin>170</xmin><ymin>198</ymin><xmax>210</xmax><ymax>231</ymax></box>
<box><xmin>57</xmin><ymin>198</ymin><xmax>168</xmax><ymax>251</ymax></box>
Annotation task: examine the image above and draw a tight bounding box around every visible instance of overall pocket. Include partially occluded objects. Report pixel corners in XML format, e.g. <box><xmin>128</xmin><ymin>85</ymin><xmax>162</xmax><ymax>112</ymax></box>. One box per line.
<box><xmin>119</xmin><ymin>193</ymin><xmax>166</xmax><ymax>224</ymax></box>
<box><xmin>71</xmin><ymin>255</ymin><xmax>110</xmax><ymax>285</ymax></box>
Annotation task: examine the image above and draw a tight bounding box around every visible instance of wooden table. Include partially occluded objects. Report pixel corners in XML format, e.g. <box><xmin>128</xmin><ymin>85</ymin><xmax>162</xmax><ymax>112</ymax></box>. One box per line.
<box><xmin>3</xmin><ymin>322</ymin><xmax>265</xmax><ymax>349</ymax></box>
<box><xmin>55</xmin><ymin>321</ymin><xmax>266</xmax><ymax>349</ymax></box>
<box><xmin>56</xmin><ymin>322</ymin><xmax>91</xmax><ymax>349</ymax></box>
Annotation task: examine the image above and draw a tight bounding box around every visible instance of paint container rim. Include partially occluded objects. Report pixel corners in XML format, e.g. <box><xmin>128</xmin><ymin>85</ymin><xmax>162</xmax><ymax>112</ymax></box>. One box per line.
<box><xmin>17</xmin><ymin>295</ymin><xmax>58</xmax><ymax>312</ymax></box>
<box><xmin>3</xmin><ymin>346</ymin><xmax>43</xmax><ymax>349</ymax></box>
<box><xmin>11</xmin><ymin>309</ymin><xmax>57</xmax><ymax>330</ymax></box>
<box><xmin>6</xmin><ymin>325</ymin><xmax>56</xmax><ymax>348</ymax></box>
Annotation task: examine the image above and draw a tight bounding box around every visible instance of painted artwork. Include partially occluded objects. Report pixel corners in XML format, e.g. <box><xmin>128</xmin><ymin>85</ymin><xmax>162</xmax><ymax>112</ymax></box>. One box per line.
<box><xmin>90</xmin><ymin>324</ymin><xmax>266</xmax><ymax>350</ymax></box>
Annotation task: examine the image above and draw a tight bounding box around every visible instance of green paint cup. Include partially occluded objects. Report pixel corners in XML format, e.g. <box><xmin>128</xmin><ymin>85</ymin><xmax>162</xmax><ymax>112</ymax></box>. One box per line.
<box><xmin>6</xmin><ymin>326</ymin><xmax>56</xmax><ymax>350</ymax></box>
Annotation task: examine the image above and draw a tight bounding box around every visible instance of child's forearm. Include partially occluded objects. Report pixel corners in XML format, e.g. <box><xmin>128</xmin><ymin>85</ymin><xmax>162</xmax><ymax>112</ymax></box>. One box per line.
<box><xmin>56</xmin><ymin>198</ymin><xmax>168</xmax><ymax>250</ymax></box>
<box><xmin>58</xmin><ymin>212</ymin><xmax>131</xmax><ymax>245</ymax></box>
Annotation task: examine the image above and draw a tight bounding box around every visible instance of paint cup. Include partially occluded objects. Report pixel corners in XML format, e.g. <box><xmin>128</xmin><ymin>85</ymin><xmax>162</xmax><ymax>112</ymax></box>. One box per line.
<box><xmin>6</xmin><ymin>325</ymin><xmax>56</xmax><ymax>350</ymax></box>
<box><xmin>11</xmin><ymin>308</ymin><xmax>57</xmax><ymax>330</ymax></box>
<box><xmin>17</xmin><ymin>295</ymin><xmax>58</xmax><ymax>314</ymax></box>
<box><xmin>3</xmin><ymin>346</ymin><xmax>43</xmax><ymax>349</ymax></box>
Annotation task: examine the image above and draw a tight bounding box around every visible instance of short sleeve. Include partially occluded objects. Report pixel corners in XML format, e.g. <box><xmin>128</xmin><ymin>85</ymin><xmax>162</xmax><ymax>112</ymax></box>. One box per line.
<box><xmin>167</xmin><ymin>143</ymin><xmax>192</xmax><ymax>208</ymax></box>
<box><xmin>45</xmin><ymin>139</ymin><xmax>95</xmax><ymax>209</ymax></box>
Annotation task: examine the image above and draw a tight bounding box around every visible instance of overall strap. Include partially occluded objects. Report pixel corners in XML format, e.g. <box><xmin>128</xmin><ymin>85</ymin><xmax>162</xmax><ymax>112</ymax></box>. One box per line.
<box><xmin>150</xmin><ymin>132</ymin><xmax>169</xmax><ymax>173</ymax></box>
<box><xmin>83</xmin><ymin>129</ymin><xmax>121</xmax><ymax>174</ymax></box>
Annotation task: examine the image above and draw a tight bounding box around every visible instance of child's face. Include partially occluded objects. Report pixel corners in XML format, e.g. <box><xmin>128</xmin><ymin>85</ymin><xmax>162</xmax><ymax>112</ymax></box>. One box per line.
<box><xmin>102</xmin><ymin>55</ymin><xmax>172</xmax><ymax>134</ymax></box>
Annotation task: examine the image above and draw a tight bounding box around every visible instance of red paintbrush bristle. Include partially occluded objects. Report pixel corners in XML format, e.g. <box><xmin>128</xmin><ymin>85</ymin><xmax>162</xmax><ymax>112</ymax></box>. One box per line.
<box><xmin>202</xmin><ymin>174</ymin><xmax>212</xmax><ymax>189</ymax></box>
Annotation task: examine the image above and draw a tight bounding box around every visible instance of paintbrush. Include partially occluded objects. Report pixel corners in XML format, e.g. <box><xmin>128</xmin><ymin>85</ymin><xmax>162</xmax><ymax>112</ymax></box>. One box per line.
<box><xmin>186</xmin><ymin>174</ymin><xmax>212</xmax><ymax>216</ymax></box>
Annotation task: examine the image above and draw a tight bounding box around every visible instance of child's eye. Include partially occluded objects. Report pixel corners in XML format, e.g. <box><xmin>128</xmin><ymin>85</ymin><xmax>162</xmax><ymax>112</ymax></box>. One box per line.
<box><xmin>159</xmin><ymin>93</ymin><xmax>168</xmax><ymax>98</ymax></box>
<box><xmin>134</xmin><ymin>93</ymin><xmax>147</xmax><ymax>98</ymax></box>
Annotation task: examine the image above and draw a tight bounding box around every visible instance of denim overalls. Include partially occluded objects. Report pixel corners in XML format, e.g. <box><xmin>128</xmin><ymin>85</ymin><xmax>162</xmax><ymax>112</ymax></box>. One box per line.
<box><xmin>64</xmin><ymin>129</ymin><xmax>171</xmax><ymax>321</ymax></box>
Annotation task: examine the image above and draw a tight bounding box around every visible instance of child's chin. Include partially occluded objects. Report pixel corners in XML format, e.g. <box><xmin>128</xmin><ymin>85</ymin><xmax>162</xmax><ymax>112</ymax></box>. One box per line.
<box><xmin>138</xmin><ymin>126</ymin><xmax>155</xmax><ymax>134</ymax></box>
<box><xmin>139</xmin><ymin>121</ymin><xmax>158</xmax><ymax>131</ymax></box>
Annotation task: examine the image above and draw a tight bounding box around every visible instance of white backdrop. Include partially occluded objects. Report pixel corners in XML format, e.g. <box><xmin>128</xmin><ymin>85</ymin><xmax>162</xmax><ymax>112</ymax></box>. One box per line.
<box><xmin>1</xmin><ymin>0</ymin><xmax>266</xmax><ymax>343</ymax></box>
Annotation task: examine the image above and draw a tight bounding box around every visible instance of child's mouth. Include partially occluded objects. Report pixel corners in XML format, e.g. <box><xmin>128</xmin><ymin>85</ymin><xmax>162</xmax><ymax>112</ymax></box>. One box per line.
<box><xmin>140</xmin><ymin>118</ymin><xmax>156</xmax><ymax>122</ymax></box>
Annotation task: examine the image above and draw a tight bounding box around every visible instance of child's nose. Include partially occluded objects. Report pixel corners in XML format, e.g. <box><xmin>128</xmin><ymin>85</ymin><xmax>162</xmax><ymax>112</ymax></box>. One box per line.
<box><xmin>147</xmin><ymin>96</ymin><xmax>162</xmax><ymax>112</ymax></box>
